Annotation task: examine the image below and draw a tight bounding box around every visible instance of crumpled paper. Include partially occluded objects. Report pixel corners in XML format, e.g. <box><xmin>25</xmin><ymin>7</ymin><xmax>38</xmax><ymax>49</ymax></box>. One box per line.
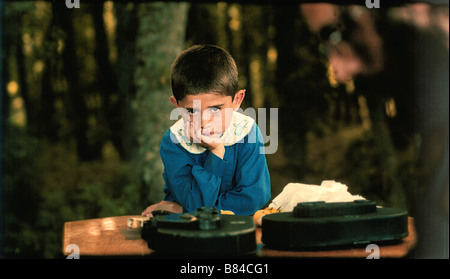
<box><xmin>253</xmin><ymin>180</ymin><xmax>365</xmax><ymax>226</ymax></box>
<box><xmin>269</xmin><ymin>180</ymin><xmax>365</xmax><ymax>212</ymax></box>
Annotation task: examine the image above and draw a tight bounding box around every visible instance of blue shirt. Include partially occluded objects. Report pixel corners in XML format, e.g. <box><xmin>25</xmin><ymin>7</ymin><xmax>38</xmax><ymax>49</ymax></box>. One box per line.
<box><xmin>160</xmin><ymin>113</ymin><xmax>271</xmax><ymax>215</ymax></box>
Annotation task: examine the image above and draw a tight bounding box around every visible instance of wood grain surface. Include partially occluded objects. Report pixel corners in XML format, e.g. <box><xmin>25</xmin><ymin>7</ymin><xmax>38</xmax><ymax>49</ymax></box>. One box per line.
<box><xmin>63</xmin><ymin>215</ymin><xmax>416</xmax><ymax>258</ymax></box>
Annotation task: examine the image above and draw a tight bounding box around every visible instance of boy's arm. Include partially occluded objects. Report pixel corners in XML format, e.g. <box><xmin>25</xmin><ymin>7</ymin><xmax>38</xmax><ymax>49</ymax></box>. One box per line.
<box><xmin>160</xmin><ymin>131</ymin><xmax>226</xmax><ymax>212</ymax></box>
<box><xmin>215</xmin><ymin>124</ymin><xmax>271</xmax><ymax>216</ymax></box>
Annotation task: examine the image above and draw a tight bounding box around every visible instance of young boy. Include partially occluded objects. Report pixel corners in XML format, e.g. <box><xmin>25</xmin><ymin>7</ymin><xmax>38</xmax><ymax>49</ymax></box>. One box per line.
<box><xmin>142</xmin><ymin>45</ymin><xmax>270</xmax><ymax>216</ymax></box>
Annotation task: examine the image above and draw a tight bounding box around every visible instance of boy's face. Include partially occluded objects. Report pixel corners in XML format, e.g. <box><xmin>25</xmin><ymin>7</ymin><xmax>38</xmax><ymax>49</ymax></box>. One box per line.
<box><xmin>171</xmin><ymin>90</ymin><xmax>245</xmax><ymax>140</ymax></box>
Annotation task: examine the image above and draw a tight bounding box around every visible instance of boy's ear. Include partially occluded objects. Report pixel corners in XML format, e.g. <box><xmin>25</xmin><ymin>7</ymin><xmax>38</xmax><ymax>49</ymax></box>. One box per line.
<box><xmin>170</xmin><ymin>96</ymin><xmax>179</xmax><ymax>107</ymax></box>
<box><xmin>233</xmin><ymin>89</ymin><xmax>246</xmax><ymax>111</ymax></box>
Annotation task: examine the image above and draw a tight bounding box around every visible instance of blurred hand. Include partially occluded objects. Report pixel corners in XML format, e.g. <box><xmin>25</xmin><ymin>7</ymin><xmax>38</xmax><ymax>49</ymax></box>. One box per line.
<box><xmin>141</xmin><ymin>200</ymin><xmax>183</xmax><ymax>217</ymax></box>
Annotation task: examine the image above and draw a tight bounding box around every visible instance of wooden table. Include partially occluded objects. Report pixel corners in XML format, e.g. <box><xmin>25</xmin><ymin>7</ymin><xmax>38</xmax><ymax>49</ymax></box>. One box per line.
<box><xmin>63</xmin><ymin>216</ymin><xmax>416</xmax><ymax>258</ymax></box>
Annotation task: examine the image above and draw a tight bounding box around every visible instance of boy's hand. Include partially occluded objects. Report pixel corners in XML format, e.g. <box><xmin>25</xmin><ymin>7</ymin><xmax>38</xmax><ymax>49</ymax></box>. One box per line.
<box><xmin>201</xmin><ymin>134</ymin><xmax>225</xmax><ymax>159</ymax></box>
<box><xmin>141</xmin><ymin>201</ymin><xmax>183</xmax><ymax>217</ymax></box>
<box><xmin>187</xmin><ymin>121</ymin><xmax>225</xmax><ymax>159</ymax></box>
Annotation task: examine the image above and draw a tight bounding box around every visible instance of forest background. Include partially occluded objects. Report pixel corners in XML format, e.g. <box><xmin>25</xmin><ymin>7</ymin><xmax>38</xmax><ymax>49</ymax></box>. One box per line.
<box><xmin>1</xmin><ymin>0</ymin><xmax>448</xmax><ymax>258</ymax></box>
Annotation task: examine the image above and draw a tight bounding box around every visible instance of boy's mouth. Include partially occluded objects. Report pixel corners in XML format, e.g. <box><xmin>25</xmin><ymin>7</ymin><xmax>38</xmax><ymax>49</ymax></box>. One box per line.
<box><xmin>201</xmin><ymin>125</ymin><xmax>214</xmax><ymax>135</ymax></box>
<box><xmin>202</xmin><ymin>130</ymin><xmax>217</xmax><ymax>136</ymax></box>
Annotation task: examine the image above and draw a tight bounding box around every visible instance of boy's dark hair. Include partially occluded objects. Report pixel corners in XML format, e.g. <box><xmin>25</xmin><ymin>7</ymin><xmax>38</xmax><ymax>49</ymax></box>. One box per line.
<box><xmin>170</xmin><ymin>45</ymin><xmax>238</xmax><ymax>101</ymax></box>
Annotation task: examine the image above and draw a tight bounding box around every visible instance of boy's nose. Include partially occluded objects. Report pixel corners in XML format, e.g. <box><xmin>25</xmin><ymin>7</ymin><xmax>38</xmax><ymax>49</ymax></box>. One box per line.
<box><xmin>201</xmin><ymin>118</ymin><xmax>211</xmax><ymax>129</ymax></box>
<box><xmin>201</xmin><ymin>112</ymin><xmax>212</xmax><ymax>128</ymax></box>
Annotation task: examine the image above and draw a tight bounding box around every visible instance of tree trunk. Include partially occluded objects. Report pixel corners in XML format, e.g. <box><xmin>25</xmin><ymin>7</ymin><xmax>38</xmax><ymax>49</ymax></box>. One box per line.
<box><xmin>126</xmin><ymin>2</ymin><xmax>189</xmax><ymax>204</ymax></box>
<box><xmin>53</xmin><ymin>3</ymin><xmax>93</xmax><ymax>160</ymax></box>
<box><xmin>91</xmin><ymin>2</ymin><xmax>121</xmax><ymax>157</ymax></box>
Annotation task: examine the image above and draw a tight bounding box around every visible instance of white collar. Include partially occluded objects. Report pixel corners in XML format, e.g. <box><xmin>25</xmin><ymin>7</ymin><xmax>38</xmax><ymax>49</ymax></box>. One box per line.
<box><xmin>169</xmin><ymin>111</ymin><xmax>255</xmax><ymax>154</ymax></box>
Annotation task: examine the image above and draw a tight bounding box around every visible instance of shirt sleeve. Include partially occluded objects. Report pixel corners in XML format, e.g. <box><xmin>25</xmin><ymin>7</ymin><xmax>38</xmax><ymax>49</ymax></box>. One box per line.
<box><xmin>216</xmin><ymin>123</ymin><xmax>271</xmax><ymax>215</ymax></box>
<box><xmin>160</xmin><ymin>131</ymin><xmax>227</xmax><ymax>212</ymax></box>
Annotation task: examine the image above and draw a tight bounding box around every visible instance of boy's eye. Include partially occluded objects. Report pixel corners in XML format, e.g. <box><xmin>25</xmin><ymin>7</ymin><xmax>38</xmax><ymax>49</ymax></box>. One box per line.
<box><xmin>186</xmin><ymin>108</ymin><xmax>198</xmax><ymax>115</ymax></box>
<box><xmin>209</xmin><ymin>107</ymin><xmax>221</xmax><ymax>114</ymax></box>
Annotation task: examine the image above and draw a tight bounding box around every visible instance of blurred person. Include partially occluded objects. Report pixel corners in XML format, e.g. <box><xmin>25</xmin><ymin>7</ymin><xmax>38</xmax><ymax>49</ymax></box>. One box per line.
<box><xmin>300</xmin><ymin>3</ymin><xmax>448</xmax><ymax>258</ymax></box>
